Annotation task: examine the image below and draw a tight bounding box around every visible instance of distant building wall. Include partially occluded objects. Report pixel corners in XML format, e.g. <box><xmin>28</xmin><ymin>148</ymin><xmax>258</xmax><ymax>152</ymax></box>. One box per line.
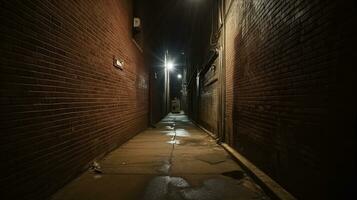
<box><xmin>199</xmin><ymin>62</ymin><xmax>220</xmax><ymax>136</ymax></box>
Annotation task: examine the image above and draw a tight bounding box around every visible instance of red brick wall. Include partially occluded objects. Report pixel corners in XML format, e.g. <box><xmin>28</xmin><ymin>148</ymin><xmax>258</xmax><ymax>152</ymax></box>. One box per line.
<box><xmin>224</xmin><ymin>0</ymin><xmax>356</xmax><ymax>198</ymax></box>
<box><xmin>224</xmin><ymin>1</ymin><xmax>237</xmax><ymax>145</ymax></box>
<box><xmin>0</xmin><ymin>0</ymin><xmax>149</xmax><ymax>199</ymax></box>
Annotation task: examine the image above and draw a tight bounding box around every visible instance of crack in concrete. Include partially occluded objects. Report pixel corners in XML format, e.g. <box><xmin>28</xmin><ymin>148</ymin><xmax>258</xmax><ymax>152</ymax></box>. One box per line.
<box><xmin>168</xmin><ymin>117</ymin><xmax>177</xmax><ymax>176</ymax></box>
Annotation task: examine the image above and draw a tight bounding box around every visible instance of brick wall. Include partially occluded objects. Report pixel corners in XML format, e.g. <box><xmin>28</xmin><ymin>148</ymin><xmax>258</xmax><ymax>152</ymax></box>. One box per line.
<box><xmin>198</xmin><ymin>57</ymin><xmax>220</xmax><ymax>137</ymax></box>
<box><xmin>224</xmin><ymin>0</ymin><xmax>356</xmax><ymax>198</ymax></box>
<box><xmin>186</xmin><ymin>0</ymin><xmax>218</xmax><ymax>126</ymax></box>
<box><xmin>224</xmin><ymin>0</ymin><xmax>237</xmax><ymax>145</ymax></box>
<box><xmin>0</xmin><ymin>0</ymin><xmax>149</xmax><ymax>199</ymax></box>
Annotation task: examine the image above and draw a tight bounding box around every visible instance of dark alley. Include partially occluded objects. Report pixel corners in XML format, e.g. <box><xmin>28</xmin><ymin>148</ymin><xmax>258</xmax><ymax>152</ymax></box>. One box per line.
<box><xmin>52</xmin><ymin>114</ymin><xmax>270</xmax><ymax>200</ymax></box>
<box><xmin>0</xmin><ymin>0</ymin><xmax>356</xmax><ymax>200</ymax></box>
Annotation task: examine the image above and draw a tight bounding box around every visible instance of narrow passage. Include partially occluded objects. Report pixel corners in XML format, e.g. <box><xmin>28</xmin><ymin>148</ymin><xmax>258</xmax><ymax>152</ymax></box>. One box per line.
<box><xmin>52</xmin><ymin>113</ymin><xmax>269</xmax><ymax>200</ymax></box>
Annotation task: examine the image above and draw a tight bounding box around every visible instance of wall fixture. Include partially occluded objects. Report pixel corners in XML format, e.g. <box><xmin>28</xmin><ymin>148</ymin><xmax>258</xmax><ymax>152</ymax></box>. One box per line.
<box><xmin>133</xmin><ymin>17</ymin><xmax>141</xmax><ymax>28</ymax></box>
<box><xmin>113</xmin><ymin>56</ymin><xmax>124</xmax><ymax>70</ymax></box>
<box><xmin>133</xmin><ymin>17</ymin><xmax>141</xmax><ymax>31</ymax></box>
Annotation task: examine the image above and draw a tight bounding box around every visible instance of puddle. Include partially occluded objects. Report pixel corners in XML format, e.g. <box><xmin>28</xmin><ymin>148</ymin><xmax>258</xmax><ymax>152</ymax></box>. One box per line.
<box><xmin>166</xmin><ymin>129</ymin><xmax>190</xmax><ymax>138</ymax></box>
<box><xmin>143</xmin><ymin>176</ymin><xmax>189</xmax><ymax>200</ymax></box>
<box><xmin>165</xmin><ymin>126</ymin><xmax>175</xmax><ymax>130</ymax></box>
<box><xmin>143</xmin><ymin>176</ymin><xmax>268</xmax><ymax>200</ymax></box>
<box><xmin>157</xmin><ymin>130</ymin><xmax>174</xmax><ymax>134</ymax></box>
<box><xmin>165</xmin><ymin>132</ymin><xmax>176</xmax><ymax>136</ymax></box>
<box><xmin>167</xmin><ymin>140</ymin><xmax>180</xmax><ymax>144</ymax></box>
<box><xmin>175</xmin><ymin>129</ymin><xmax>190</xmax><ymax>137</ymax></box>
<box><xmin>161</xmin><ymin>132</ymin><xmax>176</xmax><ymax>139</ymax></box>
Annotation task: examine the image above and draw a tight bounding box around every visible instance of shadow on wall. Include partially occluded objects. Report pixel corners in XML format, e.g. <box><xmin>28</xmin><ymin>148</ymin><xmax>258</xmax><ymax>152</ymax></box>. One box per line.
<box><xmin>230</xmin><ymin>0</ymin><xmax>356</xmax><ymax>199</ymax></box>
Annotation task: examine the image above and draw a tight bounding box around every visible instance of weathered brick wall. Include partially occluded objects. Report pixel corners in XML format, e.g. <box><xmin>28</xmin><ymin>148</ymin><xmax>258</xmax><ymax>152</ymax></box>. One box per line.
<box><xmin>185</xmin><ymin>0</ymin><xmax>222</xmax><ymax>135</ymax></box>
<box><xmin>199</xmin><ymin>58</ymin><xmax>220</xmax><ymax>136</ymax></box>
<box><xmin>224</xmin><ymin>0</ymin><xmax>356</xmax><ymax>198</ymax></box>
<box><xmin>0</xmin><ymin>0</ymin><xmax>149</xmax><ymax>199</ymax></box>
<box><xmin>224</xmin><ymin>0</ymin><xmax>238</xmax><ymax>145</ymax></box>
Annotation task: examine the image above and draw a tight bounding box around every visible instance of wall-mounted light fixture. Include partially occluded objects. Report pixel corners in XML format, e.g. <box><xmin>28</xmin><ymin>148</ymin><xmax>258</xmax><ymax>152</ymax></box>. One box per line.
<box><xmin>113</xmin><ymin>56</ymin><xmax>124</xmax><ymax>70</ymax></box>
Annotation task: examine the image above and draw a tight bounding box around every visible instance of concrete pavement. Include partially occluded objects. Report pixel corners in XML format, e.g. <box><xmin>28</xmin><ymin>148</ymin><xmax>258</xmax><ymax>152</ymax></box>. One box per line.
<box><xmin>52</xmin><ymin>113</ymin><xmax>269</xmax><ymax>200</ymax></box>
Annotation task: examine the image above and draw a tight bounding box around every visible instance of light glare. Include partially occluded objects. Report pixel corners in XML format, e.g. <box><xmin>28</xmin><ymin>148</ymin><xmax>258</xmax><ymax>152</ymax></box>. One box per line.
<box><xmin>167</xmin><ymin>62</ymin><xmax>174</xmax><ymax>70</ymax></box>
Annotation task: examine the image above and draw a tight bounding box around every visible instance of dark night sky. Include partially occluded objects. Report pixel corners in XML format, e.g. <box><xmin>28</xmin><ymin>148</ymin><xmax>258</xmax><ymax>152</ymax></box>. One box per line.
<box><xmin>143</xmin><ymin>0</ymin><xmax>209</xmax><ymax>58</ymax></box>
<box><xmin>141</xmin><ymin>0</ymin><xmax>213</xmax><ymax>100</ymax></box>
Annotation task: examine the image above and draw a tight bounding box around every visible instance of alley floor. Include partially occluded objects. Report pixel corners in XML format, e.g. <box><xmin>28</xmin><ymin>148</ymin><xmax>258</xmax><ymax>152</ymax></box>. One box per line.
<box><xmin>52</xmin><ymin>113</ymin><xmax>269</xmax><ymax>200</ymax></box>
